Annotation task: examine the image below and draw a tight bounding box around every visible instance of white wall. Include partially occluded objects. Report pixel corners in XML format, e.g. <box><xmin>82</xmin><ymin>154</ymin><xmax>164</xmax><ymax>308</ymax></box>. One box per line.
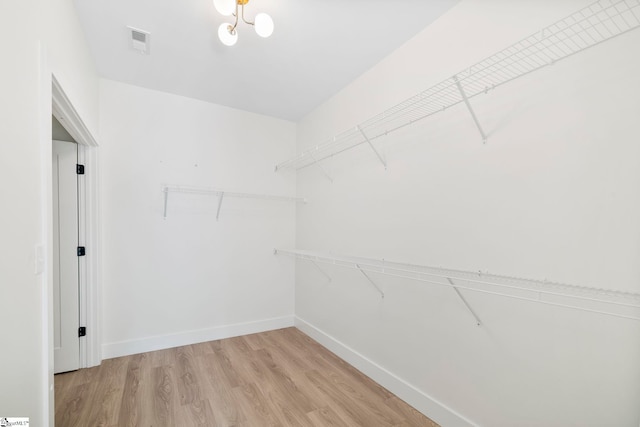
<box><xmin>294</xmin><ymin>1</ymin><xmax>640</xmax><ymax>426</ymax></box>
<box><xmin>99</xmin><ymin>79</ymin><xmax>297</xmax><ymax>358</ymax></box>
<box><xmin>0</xmin><ymin>0</ymin><xmax>99</xmax><ymax>425</ymax></box>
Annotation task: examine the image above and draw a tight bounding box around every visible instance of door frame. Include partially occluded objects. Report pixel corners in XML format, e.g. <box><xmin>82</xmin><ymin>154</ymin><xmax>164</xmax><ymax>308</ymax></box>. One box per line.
<box><xmin>52</xmin><ymin>75</ymin><xmax>101</xmax><ymax>369</ymax></box>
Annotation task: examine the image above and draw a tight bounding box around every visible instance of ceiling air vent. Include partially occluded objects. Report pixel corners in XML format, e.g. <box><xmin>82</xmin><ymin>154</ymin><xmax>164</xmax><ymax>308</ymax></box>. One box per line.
<box><xmin>127</xmin><ymin>26</ymin><xmax>150</xmax><ymax>54</ymax></box>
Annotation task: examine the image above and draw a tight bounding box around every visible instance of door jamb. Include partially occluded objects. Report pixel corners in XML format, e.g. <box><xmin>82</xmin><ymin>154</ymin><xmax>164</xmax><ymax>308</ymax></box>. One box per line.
<box><xmin>52</xmin><ymin>75</ymin><xmax>101</xmax><ymax>368</ymax></box>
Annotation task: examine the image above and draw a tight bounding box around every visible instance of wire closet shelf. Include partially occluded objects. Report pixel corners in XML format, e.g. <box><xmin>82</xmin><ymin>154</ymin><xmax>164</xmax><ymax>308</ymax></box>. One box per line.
<box><xmin>162</xmin><ymin>185</ymin><xmax>305</xmax><ymax>219</ymax></box>
<box><xmin>274</xmin><ymin>0</ymin><xmax>640</xmax><ymax>172</ymax></box>
<box><xmin>275</xmin><ymin>249</ymin><xmax>640</xmax><ymax>322</ymax></box>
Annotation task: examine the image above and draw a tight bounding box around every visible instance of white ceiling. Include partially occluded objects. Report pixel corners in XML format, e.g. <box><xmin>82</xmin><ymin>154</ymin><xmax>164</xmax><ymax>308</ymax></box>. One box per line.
<box><xmin>74</xmin><ymin>0</ymin><xmax>460</xmax><ymax>121</ymax></box>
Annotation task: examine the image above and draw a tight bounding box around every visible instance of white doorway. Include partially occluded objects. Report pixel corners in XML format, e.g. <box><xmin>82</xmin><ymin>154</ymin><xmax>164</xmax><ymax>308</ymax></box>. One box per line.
<box><xmin>52</xmin><ymin>139</ymin><xmax>80</xmax><ymax>373</ymax></box>
<box><xmin>51</xmin><ymin>75</ymin><xmax>101</xmax><ymax>370</ymax></box>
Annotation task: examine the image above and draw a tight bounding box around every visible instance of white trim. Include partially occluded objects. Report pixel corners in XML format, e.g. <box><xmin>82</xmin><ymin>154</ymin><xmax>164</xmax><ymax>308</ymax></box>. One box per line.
<box><xmin>38</xmin><ymin>41</ymin><xmax>54</xmax><ymax>427</ymax></box>
<box><xmin>82</xmin><ymin>145</ymin><xmax>102</xmax><ymax>367</ymax></box>
<box><xmin>51</xmin><ymin>76</ymin><xmax>101</xmax><ymax>368</ymax></box>
<box><xmin>77</xmin><ymin>144</ymin><xmax>88</xmax><ymax>367</ymax></box>
<box><xmin>294</xmin><ymin>316</ymin><xmax>479</xmax><ymax>427</ymax></box>
<box><xmin>102</xmin><ymin>316</ymin><xmax>295</xmax><ymax>359</ymax></box>
<box><xmin>52</xmin><ymin>76</ymin><xmax>98</xmax><ymax>148</ymax></box>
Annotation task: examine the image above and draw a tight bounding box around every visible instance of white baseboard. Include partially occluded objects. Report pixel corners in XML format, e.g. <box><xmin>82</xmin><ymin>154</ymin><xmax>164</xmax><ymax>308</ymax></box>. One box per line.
<box><xmin>295</xmin><ymin>316</ymin><xmax>478</xmax><ymax>427</ymax></box>
<box><xmin>102</xmin><ymin>315</ymin><xmax>294</xmax><ymax>360</ymax></box>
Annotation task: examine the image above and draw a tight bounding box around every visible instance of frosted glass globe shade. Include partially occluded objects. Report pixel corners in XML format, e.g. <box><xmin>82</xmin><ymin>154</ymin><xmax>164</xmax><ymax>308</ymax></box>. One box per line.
<box><xmin>218</xmin><ymin>23</ymin><xmax>238</xmax><ymax>46</ymax></box>
<box><xmin>254</xmin><ymin>13</ymin><xmax>274</xmax><ymax>38</ymax></box>
<box><xmin>213</xmin><ymin>0</ymin><xmax>235</xmax><ymax>16</ymax></box>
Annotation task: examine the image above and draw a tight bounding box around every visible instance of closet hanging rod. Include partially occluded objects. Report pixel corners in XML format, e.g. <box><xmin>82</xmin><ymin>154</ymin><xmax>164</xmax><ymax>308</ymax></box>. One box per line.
<box><xmin>274</xmin><ymin>0</ymin><xmax>640</xmax><ymax>172</ymax></box>
<box><xmin>275</xmin><ymin>249</ymin><xmax>640</xmax><ymax>321</ymax></box>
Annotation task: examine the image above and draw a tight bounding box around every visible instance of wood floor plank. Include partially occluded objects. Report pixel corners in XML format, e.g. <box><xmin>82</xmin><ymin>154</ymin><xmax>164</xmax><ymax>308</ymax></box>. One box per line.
<box><xmin>265</xmin><ymin>329</ymin><xmax>317</xmax><ymax>374</ymax></box>
<box><xmin>386</xmin><ymin>396</ymin><xmax>440</xmax><ymax>427</ymax></box>
<box><xmin>232</xmin><ymin>382</ymin><xmax>282</xmax><ymax>427</ymax></box>
<box><xmin>148</xmin><ymin>347</ymin><xmax>175</xmax><ymax>368</ymax></box>
<box><xmin>305</xmin><ymin>369</ymin><xmax>395</xmax><ymax>427</ymax></box>
<box><xmin>55</xmin><ymin>327</ymin><xmax>440</xmax><ymax>427</ymax></box>
<box><xmin>84</xmin><ymin>356</ymin><xmax>129</xmax><ymax>426</ymax></box>
<box><xmin>191</xmin><ymin>340</ymin><xmax>215</xmax><ymax>357</ymax></box>
<box><xmin>323</xmin><ymin>368</ymin><xmax>405</xmax><ymax>425</ymax></box>
<box><xmin>197</xmin><ymin>352</ymin><xmax>246</xmax><ymax>426</ymax></box>
<box><xmin>307</xmin><ymin>406</ymin><xmax>352</xmax><ymax>427</ymax></box>
<box><xmin>61</xmin><ymin>360</ymin><xmax>107</xmax><ymax>426</ymax></box>
<box><xmin>117</xmin><ymin>353</ymin><xmax>147</xmax><ymax>427</ymax></box>
<box><xmin>176</xmin><ymin>345</ymin><xmax>202</xmax><ymax>406</ymax></box>
<box><xmin>222</xmin><ymin>336</ymin><xmax>269</xmax><ymax>385</ymax></box>
<box><xmin>54</xmin><ymin>370</ymin><xmax>75</xmax><ymax>422</ymax></box>
<box><xmin>278</xmin><ymin>328</ymin><xmax>398</xmax><ymax>416</ymax></box>
<box><xmin>255</xmin><ymin>347</ymin><xmax>316</xmax><ymax>414</ymax></box>
<box><xmin>178</xmin><ymin>398</ymin><xmax>218</xmax><ymax>426</ymax></box>
<box><xmin>272</xmin><ymin>398</ymin><xmax>315</xmax><ymax>427</ymax></box>
<box><xmin>55</xmin><ymin>382</ymin><xmax>93</xmax><ymax>427</ymax></box>
<box><xmin>242</xmin><ymin>330</ymin><xmax>271</xmax><ymax>351</ymax></box>
<box><xmin>262</xmin><ymin>340</ymin><xmax>333</xmax><ymax>408</ymax></box>
<box><xmin>212</xmin><ymin>346</ymin><xmax>244</xmax><ymax>388</ymax></box>
<box><xmin>250</xmin><ymin>347</ymin><xmax>317</xmax><ymax>426</ymax></box>
<box><xmin>152</xmin><ymin>364</ymin><xmax>177</xmax><ymax>426</ymax></box>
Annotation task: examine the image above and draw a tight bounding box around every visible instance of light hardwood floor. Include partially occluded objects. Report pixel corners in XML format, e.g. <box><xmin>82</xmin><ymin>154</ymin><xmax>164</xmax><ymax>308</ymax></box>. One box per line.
<box><xmin>55</xmin><ymin>327</ymin><xmax>439</xmax><ymax>426</ymax></box>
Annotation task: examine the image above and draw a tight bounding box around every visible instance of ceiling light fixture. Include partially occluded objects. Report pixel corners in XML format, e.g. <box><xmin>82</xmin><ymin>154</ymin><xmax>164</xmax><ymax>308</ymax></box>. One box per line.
<box><xmin>214</xmin><ymin>0</ymin><xmax>274</xmax><ymax>46</ymax></box>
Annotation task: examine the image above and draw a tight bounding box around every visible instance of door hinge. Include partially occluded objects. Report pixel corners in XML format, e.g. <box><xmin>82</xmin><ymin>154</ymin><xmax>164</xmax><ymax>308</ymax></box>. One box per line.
<box><xmin>76</xmin><ymin>164</ymin><xmax>85</xmax><ymax>175</ymax></box>
<box><xmin>77</xmin><ymin>246</ymin><xmax>86</xmax><ymax>256</ymax></box>
<box><xmin>78</xmin><ymin>327</ymin><xmax>86</xmax><ymax>337</ymax></box>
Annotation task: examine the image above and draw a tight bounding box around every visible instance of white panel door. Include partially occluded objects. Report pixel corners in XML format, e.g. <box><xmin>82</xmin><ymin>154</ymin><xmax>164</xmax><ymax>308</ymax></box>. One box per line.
<box><xmin>53</xmin><ymin>139</ymin><xmax>80</xmax><ymax>373</ymax></box>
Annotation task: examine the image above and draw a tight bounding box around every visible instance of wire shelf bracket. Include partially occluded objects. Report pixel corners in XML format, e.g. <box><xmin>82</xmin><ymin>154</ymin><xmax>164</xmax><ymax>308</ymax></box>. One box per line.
<box><xmin>275</xmin><ymin>249</ymin><xmax>640</xmax><ymax>322</ymax></box>
<box><xmin>311</xmin><ymin>260</ymin><xmax>333</xmax><ymax>282</ymax></box>
<box><xmin>162</xmin><ymin>185</ymin><xmax>306</xmax><ymax>219</ymax></box>
<box><xmin>453</xmin><ymin>75</ymin><xmax>488</xmax><ymax>144</ymax></box>
<box><xmin>275</xmin><ymin>0</ymin><xmax>640</xmax><ymax>175</ymax></box>
<box><xmin>448</xmin><ymin>277</ymin><xmax>482</xmax><ymax>326</ymax></box>
<box><xmin>356</xmin><ymin>263</ymin><xmax>385</xmax><ymax>298</ymax></box>
<box><xmin>310</xmin><ymin>151</ymin><xmax>333</xmax><ymax>183</ymax></box>
<box><xmin>357</xmin><ymin>125</ymin><xmax>387</xmax><ymax>169</ymax></box>
<box><xmin>215</xmin><ymin>191</ymin><xmax>225</xmax><ymax>221</ymax></box>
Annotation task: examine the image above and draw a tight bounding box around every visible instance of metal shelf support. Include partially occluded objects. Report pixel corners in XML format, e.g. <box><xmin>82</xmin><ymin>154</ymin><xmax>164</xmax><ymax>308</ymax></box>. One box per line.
<box><xmin>355</xmin><ymin>263</ymin><xmax>385</xmax><ymax>298</ymax></box>
<box><xmin>447</xmin><ymin>278</ymin><xmax>482</xmax><ymax>326</ymax></box>
<box><xmin>163</xmin><ymin>187</ymin><xmax>170</xmax><ymax>219</ymax></box>
<box><xmin>311</xmin><ymin>260</ymin><xmax>332</xmax><ymax>282</ymax></box>
<box><xmin>453</xmin><ymin>74</ymin><xmax>488</xmax><ymax>144</ymax></box>
<box><xmin>357</xmin><ymin>125</ymin><xmax>387</xmax><ymax>169</ymax></box>
<box><xmin>310</xmin><ymin>151</ymin><xmax>333</xmax><ymax>183</ymax></box>
<box><xmin>215</xmin><ymin>191</ymin><xmax>225</xmax><ymax>221</ymax></box>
